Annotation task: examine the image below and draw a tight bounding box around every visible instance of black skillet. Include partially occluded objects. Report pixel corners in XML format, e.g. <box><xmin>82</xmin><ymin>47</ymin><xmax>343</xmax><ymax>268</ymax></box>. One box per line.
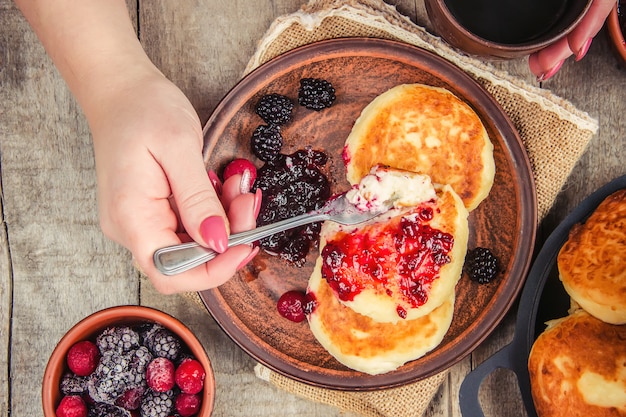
<box><xmin>459</xmin><ymin>174</ymin><xmax>626</xmax><ymax>417</ymax></box>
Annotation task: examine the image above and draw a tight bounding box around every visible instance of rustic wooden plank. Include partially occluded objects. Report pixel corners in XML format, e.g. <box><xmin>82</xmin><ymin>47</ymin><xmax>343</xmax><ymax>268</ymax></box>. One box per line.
<box><xmin>0</xmin><ymin>1</ymin><xmax>140</xmax><ymax>416</ymax></box>
<box><xmin>0</xmin><ymin>156</ymin><xmax>11</xmax><ymax>417</ymax></box>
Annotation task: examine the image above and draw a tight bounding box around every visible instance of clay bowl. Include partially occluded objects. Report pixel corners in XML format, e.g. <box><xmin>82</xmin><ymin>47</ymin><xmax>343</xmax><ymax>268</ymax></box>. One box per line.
<box><xmin>607</xmin><ymin>2</ymin><xmax>626</xmax><ymax>67</ymax></box>
<box><xmin>42</xmin><ymin>305</ymin><xmax>215</xmax><ymax>416</ymax></box>
<box><xmin>425</xmin><ymin>0</ymin><xmax>592</xmax><ymax>58</ymax></box>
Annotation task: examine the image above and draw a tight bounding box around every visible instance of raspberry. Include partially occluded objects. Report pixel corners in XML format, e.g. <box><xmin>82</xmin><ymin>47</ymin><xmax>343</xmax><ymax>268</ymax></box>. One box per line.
<box><xmin>175</xmin><ymin>393</ymin><xmax>202</xmax><ymax>417</ymax></box>
<box><xmin>277</xmin><ymin>290</ymin><xmax>312</xmax><ymax>323</ymax></box>
<box><xmin>223</xmin><ymin>158</ymin><xmax>257</xmax><ymax>185</ymax></box>
<box><xmin>175</xmin><ymin>358</ymin><xmax>205</xmax><ymax>394</ymax></box>
<box><xmin>142</xmin><ymin>324</ymin><xmax>183</xmax><ymax>361</ymax></box>
<box><xmin>255</xmin><ymin>93</ymin><xmax>294</xmax><ymax>125</ymax></box>
<box><xmin>115</xmin><ymin>386</ymin><xmax>145</xmax><ymax>411</ymax></box>
<box><xmin>56</xmin><ymin>395</ymin><xmax>87</xmax><ymax>417</ymax></box>
<box><xmin>146</xmin><ymin>357</ymin><xmax>176</xmax><ymax>392</ymax></box>
<box><xmin>67</xmin><ymin>340</ymin><xmax>100</xmax><ymax>376</ymax></box>
<box><xmin>298</xmin><ymin>78</ymin><xmax>336</xmax><ymax>110</ymax></box>
<box><xmin>140</xmin><ymin>389</ymin><xmax>175</xmax><ymax>417</ymax></box>
<box><xmin>251</xmin><ymin>124</ymin><xmax>283</xmax><ymax>162</ymax></box>
<box><xmin>464</xmin><ymin>247</ymin><xmax>499</xmax><ymax>284</ymax></box>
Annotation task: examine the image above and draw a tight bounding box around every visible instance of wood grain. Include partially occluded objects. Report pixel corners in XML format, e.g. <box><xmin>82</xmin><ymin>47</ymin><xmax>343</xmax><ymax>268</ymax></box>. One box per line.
<box><xmin>1</xmin><ymin>0</ymin><xmax>624</xmax><ymax>416</ymax></box>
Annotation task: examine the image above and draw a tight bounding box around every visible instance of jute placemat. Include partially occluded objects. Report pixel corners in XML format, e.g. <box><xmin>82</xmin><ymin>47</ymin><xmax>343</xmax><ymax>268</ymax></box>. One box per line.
<box><xmin>183</xmin><ymin>1</ymin><xmax>599</xmax><ymax>415</ymax></box>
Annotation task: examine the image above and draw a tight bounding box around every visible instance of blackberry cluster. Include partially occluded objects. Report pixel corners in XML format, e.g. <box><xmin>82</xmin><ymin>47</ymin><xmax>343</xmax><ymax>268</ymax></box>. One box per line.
<box><xmin>60</xmin><ymin>372</ymin><xmax>87</xmax><ymax>396</ymax></box>
<box><xmin>255</xmin><ymin>93</ymin><xmax>294</xmax><ymax>125</ymax></box>
<box><xmin>298</xmin><ymin>78</ymin><xmax>336</xmax><ymax>110</ymax></box>
<box><xmin>464</xmin><ymin>247</ymin><xmax>499</xmax><ymax>284</ymax></box>
<box><xmin>140</xmin><ymin>389</ymin><xmax>176</xmax><ymax>417</ymax></box>
<box><xmin>252</xmin><ymin>148</ymin><xmax>330</xmax><ymax>266</ymax></box>
<box><xmin>88</xmin><ymin>403</ymin><xmax>132</xmax><ymax>417</ymax></box>
<box><xmin>141</xmin><ymin>324</ymin><xmax>183</xmax><ymax>362</ymax></box>
<box><xmin>251</xmin><ymin>125</ymin><xmax>283</xmax><ymax>162</ymax></box>
<box><xmin>96</xmin><ymin>326</ymin><xmax>140</xmax><ymax>354</ymax></box>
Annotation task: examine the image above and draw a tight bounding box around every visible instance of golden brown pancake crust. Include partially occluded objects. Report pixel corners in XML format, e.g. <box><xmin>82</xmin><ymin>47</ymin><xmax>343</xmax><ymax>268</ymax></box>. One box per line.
<box><xmin>528</xmin><ymin>311</ymin><xmax>626</xmax><ymax>417</ymax></box>
<box><xmin>344</xmin><ymin>84</ymin><xmax>494</xmax><ymax>211</ymax></box>
<box><xmin>557</xmin><ymin>189</ymin><xmax>626</xmax><ymax>324</ymax></box>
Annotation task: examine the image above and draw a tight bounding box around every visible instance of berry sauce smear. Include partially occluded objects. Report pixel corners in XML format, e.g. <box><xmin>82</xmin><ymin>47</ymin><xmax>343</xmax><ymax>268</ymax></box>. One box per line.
<box><xmin>252</xmin><ymin>148</ymin><xmax>331</xmax><ymax>266</ymax></box>
<box><xmin>320</xmin><ymin>206</ymin><xmax>454</xmax><ymax>318</ymax></box>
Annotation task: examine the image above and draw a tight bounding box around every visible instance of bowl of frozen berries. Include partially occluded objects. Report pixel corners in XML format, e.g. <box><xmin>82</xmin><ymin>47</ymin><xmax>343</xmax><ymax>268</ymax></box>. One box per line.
<box><xmin>42</xmin><ymin>305</ymin><xmax>215</xmax><ymax>417</ymax></box>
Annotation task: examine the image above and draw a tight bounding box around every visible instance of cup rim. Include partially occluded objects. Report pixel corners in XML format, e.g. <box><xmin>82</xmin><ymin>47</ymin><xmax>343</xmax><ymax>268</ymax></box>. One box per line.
<box><xmin>435</xmin><ymin>0</ymin><xmax>593</xmax><ymax>52</ymax></box>
<box><xmin>607</xmin><ymin>3</ymin><xmax>626</xmax><ymax>63</ymax></box>
<box><xmin>42</xmin><ymin>305</ymin><xmax>215</xmax><ymax>416</ymax></box>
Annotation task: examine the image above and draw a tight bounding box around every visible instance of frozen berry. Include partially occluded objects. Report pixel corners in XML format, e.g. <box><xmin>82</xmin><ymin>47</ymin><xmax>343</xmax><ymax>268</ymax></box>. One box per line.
<box><xmin>255</xmin><ymin>93</ymin><xmax>294</xmax><ymax>125</ymax></box>
<box><xmin>56</xmin><ymin>395</ymin><xmax>87</xmax><ymax>417</ymax></box>
<box><xmin>140</xmin><ymin>389</ymin><xmax>175</xmax><ymax>417</ymax></box>
<box><xmin>67</xmin><ymin>340</ymin><xmax>100</xmax><ymax>376</ymax></box>
<box><xmin>175</xmin><ymin>358</ymin><xmax>205</xmax><ymax>394</ymax></box>
<box><xmin>89</xmin><ymin>402</ymin><xmax>132</xmax><ymax>417</ymax></box>
<box><xmin>175</xmin><ymin>393</ymin><xmax>202</xmax><ymax>417</ymax></box>
<box><xmin>146</xmin><ymin>357</ymin><xmax>176</xmax><ymax>392</ymax></box>
<box><xmin>277</xmin><ymin>290</ymin><xmax>313</xmax><ymax>323</ymax></box>
<box><xmin>142</xmin><ymin>324</ymin><xmax>183</xmax><ymax>361</ymax></box>
<box><xmin>298</xmin><ymin>78</ymin><xmax>336</xmax><ymax>110</ymax></box>
<box><xmin>223</xmin><ymin>158</ymin><xmax>257</xmax><ymax>184</ymax></box>
<box><xmin>115</xmin><ymin>386</ymin><xmax>145</xmax><ymax>411</ymax></box>
<box><xmin>464</xmin><ymin>247</ymin><xmax>499</xmax><ymax>284</ymax></box>
<box><xmin>251</xmin><ymin>124</ymin><xmax>283</xmax><ymax>162</ymax></box>
<box><xmin>60</xmin><ymin>372</ymin><xmax>87</xmax><ymax>396</ymax></box>
<box><xmin>96</xmin><ymin>326</ymin><xmax>140</xmax><ymax>355</ymax></box>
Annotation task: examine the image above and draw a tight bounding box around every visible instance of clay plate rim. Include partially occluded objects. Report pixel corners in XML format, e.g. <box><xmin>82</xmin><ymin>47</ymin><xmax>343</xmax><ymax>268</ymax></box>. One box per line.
<box><xmin>198</xmin><ymin>38</ymin><xmax>537</xmax><ymax>390</ymax></box>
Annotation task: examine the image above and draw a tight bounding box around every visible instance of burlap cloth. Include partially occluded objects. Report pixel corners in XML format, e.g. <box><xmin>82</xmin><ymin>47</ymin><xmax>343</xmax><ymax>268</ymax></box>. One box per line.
<box><xmin>183</xmin><ymin>0</ymin><xmax>599</xmax><ymax>415</ymax></box>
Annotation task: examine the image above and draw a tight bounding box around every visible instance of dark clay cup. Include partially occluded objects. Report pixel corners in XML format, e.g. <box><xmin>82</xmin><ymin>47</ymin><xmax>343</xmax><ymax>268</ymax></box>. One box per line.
<box><xmin>425</xmin><ymin>0</ymin><xmax>593</xmax><ymax>58</ymax></box>
<box><xmin>607</xmin><ymin>2</ymin><xmax>626</xmax><ymax>67</ymax></box>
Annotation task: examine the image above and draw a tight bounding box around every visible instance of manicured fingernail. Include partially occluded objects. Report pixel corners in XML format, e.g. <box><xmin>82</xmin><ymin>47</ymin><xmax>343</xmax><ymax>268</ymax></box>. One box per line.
<box><xmin>537</xmin><ymin>59</ymin><xmax>564</xmax><ymax>82</ymax></box>
<box><xmin>253</xmin><ymin>189</ymin><xmax>263</xmax><ymax>218</ymax></box>
<box><xmin>208</xmin><ymin>170</ymin><xmax>222</xmax><ymax>195</ymax></box>
<box><xmin>575</xmin><ymin>38</ymin><xmax>592</xmax><ymax>61</ymax></box>
<box><xmin>236</xmin><ymin>246</ymin><xmax>260</xmax><ymax>271</ymax></box>
<box><xmin>240</xmin><ymin>169</ymin><xmax>252</xmax><ymax>194</ymax></box>
<box><xmin>200</xmin><ymin>216</ymin><xmax>228</xmax><ymax>253</ymax></box>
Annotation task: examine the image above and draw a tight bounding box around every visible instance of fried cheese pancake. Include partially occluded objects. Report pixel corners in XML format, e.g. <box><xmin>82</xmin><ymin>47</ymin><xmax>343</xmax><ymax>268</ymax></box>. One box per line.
<box><xmin>307</xmin><ymin>268</ymin><xmax>455</xmax><ymax>375</ymax></box>
<box><xmin>343</xmin><ymin>84</ymin><xmax>495</xmax><ymax>211</ymax></box>
<box><xmin>528</xmin><ymin>310</ymin><xmax>626</xmax><ymax>417</ymax></box>
<box><xmin>318</xmin><ymin>182</ymin><xmax>468</xmax><ymax>323</ymax></box>
<box><xmin>557</xmin><ymin>189</ymin><xmax>626</xmax><ymax>324</ymax></box>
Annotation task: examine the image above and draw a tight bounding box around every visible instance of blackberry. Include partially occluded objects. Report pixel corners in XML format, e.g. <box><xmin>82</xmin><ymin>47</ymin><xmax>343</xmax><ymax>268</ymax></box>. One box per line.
<box><xmin>255</xmin><ymin>93</ymin><xmax>294</xmax><ymax>125</ymax></box>
<box><xmin>140</xmin><ymin>389</ymin><xmax>176</xmax><ymax>417</ymax></box>
<box><xmin>88</xmin><ymin>403</ymin><xmax>132</xmax><ymax>417</ymax></box>
<box><xmin>298</xmin><ymin>78</ymin><xmax>336</xmax><ymax>110</ymax></box>
<box><xmin>127</xmin><ymin>346</ymin><xmax>152</xmax><ymax>387</ymax></box>
<box><xmin>464</xmin><ymin>247</ymin><xmax>499</xmax><ymax>284</ymax></box>
<box><xmin>60</xmin><ymin>372</ymin><xmax>87</xmax><ymax>396</ymax></box>
<box><xmin>96</xmin><ymin>326</ymin><xmax>140</xmax><ymax>355</ymax></box>
<box><xmin>88</xmin><ymin>352</ymin><xmax>131</xmax><ymax>404</ymax></box>
<box><xmin>251</xmin><ymin>124</ymin><xmax>283</xmax><ymax>162</ymax></box>
<box><xmin>142</xmin><ymin>324</ymin><xmax>183</xmax><ymax>361</ymax></box>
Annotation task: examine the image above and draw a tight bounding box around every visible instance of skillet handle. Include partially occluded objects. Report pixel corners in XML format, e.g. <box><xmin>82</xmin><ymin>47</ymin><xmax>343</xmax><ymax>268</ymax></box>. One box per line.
<box><xmin>459</xmin><ymin>342</ymin><xmax>538</xmax><ymax>417</ymax></box>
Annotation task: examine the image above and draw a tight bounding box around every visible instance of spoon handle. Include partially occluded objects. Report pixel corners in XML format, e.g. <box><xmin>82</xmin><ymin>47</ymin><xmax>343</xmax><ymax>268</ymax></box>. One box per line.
<box><xmin>153</xmin><ymin>211</ymin><xmax>328</xmax><ymax>276</ymax></box>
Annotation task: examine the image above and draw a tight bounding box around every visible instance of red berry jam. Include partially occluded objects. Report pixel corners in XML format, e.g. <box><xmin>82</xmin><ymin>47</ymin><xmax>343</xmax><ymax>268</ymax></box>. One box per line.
<box><xmin>252</xmin><ymin>148</ymin><xmax>330</xmax><ymax>266</ymax></box>
<box><xmin>277</xmin><ymin>290</ymin><xmax>317</xmax><ymax>322</ymax></box>
<box><xmin>320</xmin><ymin>206</ymin><xmax>453</xmax><ymax>317</ymax></box>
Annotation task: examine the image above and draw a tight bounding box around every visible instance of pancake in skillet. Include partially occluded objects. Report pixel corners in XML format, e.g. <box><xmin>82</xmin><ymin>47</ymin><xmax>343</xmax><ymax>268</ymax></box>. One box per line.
<box><xmin>528</xmin><ymin>310</ymin><xmax>626</xmax><ymax>416</ymax></box>
<box><xmin>307</xmin><ymin>266</ymin><xmax>455</xmax><ymax>375</ymax></box>
<box><xmin>343</xmin><ymin>83</ymin><xmax>495</xmax><ymax>211</ymax></box>
<box><xmin>317</xmin><ymin>167</ymin><xmax>469</xmax><ymax>323</ymax></box>
<box><xmin>557</xmin><ymin>189</ymin><xmax>626</xmax><ymax>324</ymax></box>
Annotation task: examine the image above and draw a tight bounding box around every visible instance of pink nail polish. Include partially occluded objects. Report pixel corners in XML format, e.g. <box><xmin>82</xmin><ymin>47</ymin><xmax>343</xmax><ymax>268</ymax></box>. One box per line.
<box><xmin>208</xmin><ymin>170</ymin><xmax>222</xmax><ymax>195</ymax></box>
<box><xmin>537</xmin><ymin>59</ymin><xmax>564</xmax><ymax>82</ymax></box>
<box><xmin>200</xmin><ymin>216</ymin><xmax>228</xmax><ymax>253</ymax></box>
<box><xmin>575</xmin><ymin>38</ymin><xmax>592</xmax><ymax>61</ymax></box>
<box><xmin>253</xmin><ymin>189</ymin><xmax>263</xmax><ymax>218</ymax></box>
<box><xmin>236</xmin><ymin>246</ymin><xmax>260</xmax><ymax>271</ymax></box>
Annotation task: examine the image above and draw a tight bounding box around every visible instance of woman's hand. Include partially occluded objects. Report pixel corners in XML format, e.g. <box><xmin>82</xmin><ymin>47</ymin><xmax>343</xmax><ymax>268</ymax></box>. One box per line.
<box><xmin>529</xmin><ymin>0</ymin><xmax>617</xmax><ymax>81</ymax></box>
<box><xmin>90</xmin><ymin>71</ymin><xmax>261</xmax><ymax>293</ymax></box>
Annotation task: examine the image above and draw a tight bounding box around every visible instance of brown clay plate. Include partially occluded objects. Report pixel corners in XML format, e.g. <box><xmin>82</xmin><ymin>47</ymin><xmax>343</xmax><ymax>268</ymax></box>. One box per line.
<box><xmin>198</xmin><ymin>38</ymin><xmax>537</xmax><ymax>390</ymax></box>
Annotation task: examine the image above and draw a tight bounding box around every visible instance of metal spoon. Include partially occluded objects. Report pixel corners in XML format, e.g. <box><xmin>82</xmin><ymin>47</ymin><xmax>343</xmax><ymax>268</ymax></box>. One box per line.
<box><xmin>153</xmin><ymin>192</ymin><xmax>392</xmax><ymax>276</ymax></box>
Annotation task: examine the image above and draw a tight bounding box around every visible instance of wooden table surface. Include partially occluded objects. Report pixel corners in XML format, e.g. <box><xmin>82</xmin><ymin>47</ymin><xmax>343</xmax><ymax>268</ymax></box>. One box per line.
<box><xmin>1</xmin><ymin>1</ymin><xmax>624</xmax><ymax>416</ymax></box>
